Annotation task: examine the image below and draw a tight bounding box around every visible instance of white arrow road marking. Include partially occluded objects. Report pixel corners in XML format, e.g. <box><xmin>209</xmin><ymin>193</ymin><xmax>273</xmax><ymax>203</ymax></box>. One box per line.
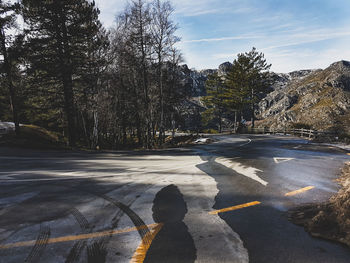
<box><xmin>239</xmin><ymin>139</ymin><xmax>252</xmax><ymax>147</ymax></box>
<box><xmin>216</xmin><ymin>157</ymin><xmax>268</xmax><ymax>186</ymax></box>
<box><xmin>273</xmin><ymin>157</ymin><xmax>295</xmax><ymax>164</ymax></box>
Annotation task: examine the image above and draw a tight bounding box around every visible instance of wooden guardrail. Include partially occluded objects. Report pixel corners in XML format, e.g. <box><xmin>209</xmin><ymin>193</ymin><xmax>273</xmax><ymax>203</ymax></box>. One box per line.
<box><xmin>242</xmin><ymin>127</ymin><xmax>336</xmax><ymax>139</ymax></box>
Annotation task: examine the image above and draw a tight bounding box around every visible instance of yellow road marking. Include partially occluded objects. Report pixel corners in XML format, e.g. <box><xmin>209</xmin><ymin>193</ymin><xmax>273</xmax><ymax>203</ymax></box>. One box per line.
<box><xmin>0</xmin><ymin>223</ymin><xmax>159</xmax><ymax>250</ymax></box>
<box><xmin>285</xmin><ymin>186</ymin><xmax>315</xmax><ymax>196</ymax></box>
<box><xmin>208</xmin><ymin>201</ymin><xmax>261</xmax><ymax>215</ymax></box>
<box><xmin>130</xmin><ymin>223</ymin><xmax>163</xmax><ymax>263</ymax></box>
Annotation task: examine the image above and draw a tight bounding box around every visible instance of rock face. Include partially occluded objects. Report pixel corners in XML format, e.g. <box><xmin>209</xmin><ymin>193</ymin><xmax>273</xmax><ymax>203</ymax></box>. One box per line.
<box><xmin>178</xmin><ymin>60</ymin><xmax>350</xmax><ymax>133</ymax></box>
<box><xmin>177</xmin><ymin>62</ymin><xmax>232</xmax><ymax>130</ymax></box>
<box><xmin>256</xmin><ymin>70</ymin><xmax>317</xmax><ymax>119</ymax></box>
<box><xmin>256</xmin><ymin>61</ymin><xmax>350</xmax><ymax>132</ymax></box>
<box><xmin>218</xmin><ymin>62</ymin><xmax>232</xmax><ymax>77</ymax></box>
<box><xmin>179</xmin><ymin>62</ymin><xmax>232</xmax><ymax>97</ymax></box>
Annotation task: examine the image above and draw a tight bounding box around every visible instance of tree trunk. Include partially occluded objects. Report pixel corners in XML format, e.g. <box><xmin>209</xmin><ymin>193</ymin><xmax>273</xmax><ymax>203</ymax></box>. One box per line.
<box><xmin>62</xmin><ymin>71</ymin><xmax>76</xmax><ymax>147</ymax></box>
<box><xmin>234</xmin><ymin>110</ymin><xmax>237</xmax><ymax>133</ymax></box>
<box><xmin>56</xmin><ymin>3</ymin><xmax>76</xmax><ymax>147</ymax></box>
<box><xmin>251</xmin><ymin>88</ymin><xmax>255</xmax><ymax>128</ymax></box>
<box><xmin>136</xmin><ymin>115</ymin><xmax>143</xmax><ymax>146</ymax></box>
<box><xmin>92</xmin><ymin>111</ymin><xmax>99</xmax><ymax>149</ymax></box>
<box><xmin>159</xmin><ymin>68</ymin><xmax>165</xmax><ymax>145</ymax></box>
<box><xmin>171</xmin><ymin>112</ymin><xmax>175</xmax><ymax>138</ymax></box>
<box><xmin>157</xmin><ymin>51</ymin><xmax>165</xmax><ymax>145</ymax></box>
<box><xmin>251</xmin><ymin>103</ymin><xmax>255</xmax><ymax>128</ymax></box>
<box><xmin>0</xmin><ymin>27</ymin><xmax>20</xmax><ymax>136</ymax></box>
<box><xmin>80</xmin><ymin>110</ymin><xmax>89</xmax><ymax>148</ymax></box>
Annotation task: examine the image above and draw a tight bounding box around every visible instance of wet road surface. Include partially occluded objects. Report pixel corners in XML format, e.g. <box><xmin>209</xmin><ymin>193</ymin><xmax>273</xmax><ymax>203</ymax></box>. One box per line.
<box><xmin>0</xmin><ymin>134</ymin><xmax>349</xmax><ymax>262</ymax></box>
<box><xmin>196</xmin><ymin>135</ymin><xmax>350</xmax><ymax>263</ymax></box>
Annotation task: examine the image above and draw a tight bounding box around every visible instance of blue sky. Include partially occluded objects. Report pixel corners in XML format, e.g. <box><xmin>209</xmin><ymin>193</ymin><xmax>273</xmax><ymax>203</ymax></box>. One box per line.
<box><xmin>95</xmin><ymin>0</ymin><xmax>350</xmax><ymax>72</ymax></box>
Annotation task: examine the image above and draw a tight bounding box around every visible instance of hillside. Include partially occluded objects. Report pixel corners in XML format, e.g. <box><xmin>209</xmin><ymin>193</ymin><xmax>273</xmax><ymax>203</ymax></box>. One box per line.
<box><xmin>0</xmin><ymin>123</ymin><xmax>67</xmax><ymax>149</ymax></box>
<box><xmin>256</xmin><ymin>61</ymin><xmax>350</xmax><ymax>133</ymax></box>
<box><xmin>176</xmin><ymin>62</ymin><xmax>232</xmax><ymax>130</ymax></box>
<box><xmin>147</xmin><ymin>60</ymin><xmax>350</xmax><ymax>133</ymax></box>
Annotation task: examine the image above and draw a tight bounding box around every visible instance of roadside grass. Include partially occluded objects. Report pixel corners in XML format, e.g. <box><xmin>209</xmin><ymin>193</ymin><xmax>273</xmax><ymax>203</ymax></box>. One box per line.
<box><xmin>289</xmin><ymin>162</ymin><xmax>350</xmax><ymax>247</ymax></box>
<box><xmin>0</xmin><ymin>124</ymin><xmax>68</xmax><ymax>150</ymax></box>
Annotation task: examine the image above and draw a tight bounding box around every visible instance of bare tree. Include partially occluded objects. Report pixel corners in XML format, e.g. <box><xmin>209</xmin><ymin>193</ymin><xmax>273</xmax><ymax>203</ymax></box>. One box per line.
<box><xmin>151</xmin><ymin>0</ymin><xmax>179</xmax><ymax>144</ymax></box>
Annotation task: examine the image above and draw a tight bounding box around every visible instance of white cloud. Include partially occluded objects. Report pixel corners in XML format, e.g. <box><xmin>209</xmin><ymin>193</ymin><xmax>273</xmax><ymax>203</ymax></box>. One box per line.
<box><xmin>172</xmin><ymin>0</ymin><xmax>252</xmax><ymax>17</ymax></box>
<box><xmin>94</xmin><ymin>0</ymin><xmax>350</xmax><ymax>73</ymax></box>
<box><xmin>181</xmin><ymin>35</ymin><xmax>261</xmax><ymax>43</ymax></box>
<box><xmin>260</xmin><ymin>28</ymin><xmax>350</xmax><ymax>51</ymax></box>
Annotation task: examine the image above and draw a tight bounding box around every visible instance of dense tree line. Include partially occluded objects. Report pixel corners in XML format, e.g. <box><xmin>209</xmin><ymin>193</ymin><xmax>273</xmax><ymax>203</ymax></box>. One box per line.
<box><xmin>0</xmin><ymin>1</ymin><xmax>21</xmax><ymax>135</ymax></box>
<box><xmin>0</xmin><ymin>0</ymin><xmax>186</xmax><ymax>149</ymax></box>
<box><xmin>202</xmin><ymin>48</ymin><xmax>271</xmax><ymax>131</ymax></box>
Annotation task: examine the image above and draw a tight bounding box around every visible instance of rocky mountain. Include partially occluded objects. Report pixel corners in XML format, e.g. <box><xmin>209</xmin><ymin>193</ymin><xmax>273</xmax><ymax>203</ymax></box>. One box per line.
<box><xmin>256</xmin><ymin>61</ymin><xmax>350</xmax><ymax>132</ymax></box>
<box><xmin>178</xmin><ymin>60</ymin><xmax>350</xmax><ymax>133</ymax></box>
<box><xmin>176</xmin><ymin>62</ymin><xmax>232</xmax><ymax>130</ymax></box>
<box><xmin>179</xmin><ymin>62</ymin><xmax>233</xmax><ymax>98</ymax></box>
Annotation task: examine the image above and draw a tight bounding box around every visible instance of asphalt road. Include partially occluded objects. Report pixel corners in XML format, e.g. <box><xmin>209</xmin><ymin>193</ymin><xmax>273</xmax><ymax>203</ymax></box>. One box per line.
<box><xmin>0</xmin><ymin>134</ymin><xmax>349</xmax><ymax>262</ymax></box>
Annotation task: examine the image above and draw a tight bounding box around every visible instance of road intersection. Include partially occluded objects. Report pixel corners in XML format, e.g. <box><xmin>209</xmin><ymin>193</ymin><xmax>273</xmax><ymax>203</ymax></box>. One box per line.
<box><xmin>0</xmin><ymin>135</ymin><xmax>349</xmax><ymax>262</ymax></box>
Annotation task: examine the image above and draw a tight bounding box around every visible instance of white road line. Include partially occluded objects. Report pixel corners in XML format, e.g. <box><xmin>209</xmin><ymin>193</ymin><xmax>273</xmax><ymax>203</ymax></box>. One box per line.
<box><xmin>239</xmin><ymin>139</ymin><xmax>252</xmax><ymax>147</ymax></box>
<box><xmin>215</xmin><ymin>157</ymin><xmax>268</xmax><ymax>186</ymax></box>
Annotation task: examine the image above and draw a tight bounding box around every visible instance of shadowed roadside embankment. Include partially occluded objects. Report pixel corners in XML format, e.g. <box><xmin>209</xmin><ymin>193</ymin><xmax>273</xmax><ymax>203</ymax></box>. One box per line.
<box><xmin>289</xmin><ymin>161</ymin><xmax>350</xmax><ymax>247</ymax></box>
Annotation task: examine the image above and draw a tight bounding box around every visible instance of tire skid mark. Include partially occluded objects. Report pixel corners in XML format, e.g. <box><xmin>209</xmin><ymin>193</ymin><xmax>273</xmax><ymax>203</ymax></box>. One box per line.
<box><xmin>44</xmin><ymin>182</ymin><xmax>150</xmax><ymax>242</ymax></box>
<box><xmin>111</xmin><ymin>208</ymin><xmax>125</xmax><ymax>228</ymax></box>
<box><xmin>65</xmin><ymin>241</ymin><xmax>86</xmax><ymax>263</ymax></box>
<box><xmin>65</xmin><ymin>208</ymin><xmax>91</xmax><ymax>263</ymax></box>
<box><xmin>66</xmin><ymin>182</ymin><xmax>158</xmax><ymax>247</ymax></box>
<box><xmin>70</xmin><ymin>208</ymin><xmax>90</xmax><ymax>231</ymax></box>
<box><xmin>43</xmin><ymin>181</ymin><xmax>158</xmax><ymax>248</ymax></box>
<box><xmin>92</xmin><ymin>192</ymin><xmax>152</xmax><ymax>246</ymax></box>
<box><xmin>24</xmin><ymin>224</ymin><xmax>50</xmax><ymax>263</ymax></box>
<box><xmin>90</xmin><ymin>191</ymin><xmax>146</xmax><ymax>260</ymax></box>
<box><xmin>87</xmin><ymin>238</ymin><xmax>108</xmax><ymax>263</ymax></box>
<box><xmin>57</xmin><ymin>183</ymin><xmax>153</xmax><ymax>259</ymax></box>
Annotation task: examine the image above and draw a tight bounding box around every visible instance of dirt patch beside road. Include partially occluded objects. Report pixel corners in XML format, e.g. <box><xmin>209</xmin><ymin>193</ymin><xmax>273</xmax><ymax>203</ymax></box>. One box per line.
<box><xmin>289</xmin><ymin>162</ymin><xmax>350</xmax><ymax>247</ymax></box>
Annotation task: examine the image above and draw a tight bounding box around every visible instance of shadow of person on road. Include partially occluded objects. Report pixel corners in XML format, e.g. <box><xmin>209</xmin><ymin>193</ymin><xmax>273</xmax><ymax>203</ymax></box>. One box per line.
<box><xmin>144</xmin><ymin>184</ymin><xmax>197</xmax><ymax>263</ymax></box>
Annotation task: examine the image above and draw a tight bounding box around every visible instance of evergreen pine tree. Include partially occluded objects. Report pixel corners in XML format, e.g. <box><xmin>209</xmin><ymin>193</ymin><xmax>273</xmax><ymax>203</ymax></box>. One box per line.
<box><xmin>22</xmin><ymin>0</ymin><xmax>105</xmax><ymax>146</ymax></box>
<box><xmin>226</xmin><ymin>47</ymin><xmax>271</xmax><ymax>127</ymax></box>
<box><xmin>0</xmin><ymin>1</ymin><xmax>21</xmax><ymax>135</ymax></box>
<box><xmin>202</xmin><ymin>73</ymin><xmax>227</xmax><ymax>133</ymax></box>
